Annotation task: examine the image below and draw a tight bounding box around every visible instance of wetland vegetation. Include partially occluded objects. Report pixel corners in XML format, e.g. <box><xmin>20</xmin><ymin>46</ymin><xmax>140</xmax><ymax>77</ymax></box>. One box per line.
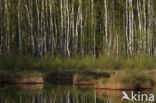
<box><xmin>0</xmin><ymin>0</ymin><xmax>156</xmax><ymax>102</ymax></box>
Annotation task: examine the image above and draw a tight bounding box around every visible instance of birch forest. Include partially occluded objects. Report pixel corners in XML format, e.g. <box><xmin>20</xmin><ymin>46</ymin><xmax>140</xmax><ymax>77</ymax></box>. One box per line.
<box><xmin>0</xmin><ymin>0</ymin><xmax>156</xmax><ymax>58</ymax></box>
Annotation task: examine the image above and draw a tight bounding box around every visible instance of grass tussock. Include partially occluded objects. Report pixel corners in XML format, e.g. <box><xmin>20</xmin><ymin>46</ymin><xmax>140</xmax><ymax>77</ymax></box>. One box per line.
<box><xmin>109</xmin><ymin>72</ymin><xmax>152</xmax><ymax>84</ymax></box>
<box><xmin>95</xmin><ymin>72</ymin><xmax>153</xmax><ymax>90</ymax></box>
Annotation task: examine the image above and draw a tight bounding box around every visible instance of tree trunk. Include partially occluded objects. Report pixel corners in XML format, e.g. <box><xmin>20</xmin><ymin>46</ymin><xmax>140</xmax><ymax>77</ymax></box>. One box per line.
<box><xmin>60</xmin><ymin>0</ymin><xmax>64</xmax><ymax>55</ymax></box>
<box><xmin>104</xmin><ymin>0</ymin><xmax>108</xmax><ymax>54</ymax></box>
<box><xmin>71</xmin><ymin>0</ymin><xmax>75</xmax><ymax>55</ymax></box>
<box><xmin>18</xmin><ymin>0</ymin><xmax>22</xmax><ymax>54</ymax></box>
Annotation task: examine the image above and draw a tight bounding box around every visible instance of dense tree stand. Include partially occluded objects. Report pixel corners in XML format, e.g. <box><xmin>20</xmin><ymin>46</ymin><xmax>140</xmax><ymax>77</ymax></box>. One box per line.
<box><xmin>0</xmin><ymin>0</ymin><xmax>155</xmax><ymax>58</ymax></box>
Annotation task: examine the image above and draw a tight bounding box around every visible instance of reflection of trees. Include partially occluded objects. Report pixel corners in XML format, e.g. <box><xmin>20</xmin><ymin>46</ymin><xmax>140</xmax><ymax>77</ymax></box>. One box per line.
<box><xmin>0</xmin><ymin>88</ymin><xmax>104</xmax><ymax>103</ymax></box>
<box><xmin>1</xmin><ymin>86</ymin><xmax>154</xmax><ymax>103</ymax></box>
<box><xmin>96</xmin><ymin>89</ymin><xmax>153</xmax><ymax>103</ymax></box>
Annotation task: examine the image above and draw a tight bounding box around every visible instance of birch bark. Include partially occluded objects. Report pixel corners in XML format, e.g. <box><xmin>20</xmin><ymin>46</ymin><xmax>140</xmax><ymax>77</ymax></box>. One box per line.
<box><xmin>18</xmin><ymin>0</ymin><xmax>22</xmax><ymax>54</ymax></box>
<box><xmin>60</xmin><ymin>0</ymin><xmax>64</xmax><ymax>54</ymax></box>
<box><xmin>147</xmin><ymin>0</ymin><xmax>153</xmax><ymax>56</ymax></box>
<box><xmin>66</xmin><ymin>0</ymin><xmax>70</xmax><ymax>57</ymax></box>
<box><xmin>104</xmin><ymin>0</ymin><xmax>108</xmax><ymax>53</ymax></box>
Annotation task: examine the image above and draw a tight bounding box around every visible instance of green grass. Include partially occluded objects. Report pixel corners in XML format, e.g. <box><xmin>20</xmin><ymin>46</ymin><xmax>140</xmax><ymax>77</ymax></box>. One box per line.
<box><xmin>0</xmin><ymin>55</ymin><xmax>156</xmax><ymax>73</ymax></box>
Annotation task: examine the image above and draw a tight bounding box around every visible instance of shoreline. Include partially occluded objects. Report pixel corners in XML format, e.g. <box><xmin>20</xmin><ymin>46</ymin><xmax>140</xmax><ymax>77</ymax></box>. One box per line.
<box><xmin>0</xmin><ymin>69</ymin><xmax>155</xmax><ymax>90</ymax></box>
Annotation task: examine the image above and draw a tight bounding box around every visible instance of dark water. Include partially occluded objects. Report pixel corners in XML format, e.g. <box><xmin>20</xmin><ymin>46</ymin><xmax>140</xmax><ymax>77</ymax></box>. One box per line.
<box><xmin>0</xmin><ymin>84</ymin><xmax>155</xmax><ymax>103</ymax></box>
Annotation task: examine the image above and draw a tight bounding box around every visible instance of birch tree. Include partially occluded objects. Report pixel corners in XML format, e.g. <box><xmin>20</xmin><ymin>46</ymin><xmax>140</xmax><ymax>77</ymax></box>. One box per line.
<box><xmin>0</xmin><ymin>0</ymin><xmax>155</xmax><ymax>58</ymax></box>
<box><xmin>104</xmin><ymin>0</ymin><xmax>108</xmax><ymax>54</ymax></box>
<box><xmin>66</xmin><ymin>0</ymin><xmax>70</xmax><ymax>57</ymax></box>
<box><xmin>60</xmin><ymin>0</ymin><xmax>64</xmax><ymax>55</ymax></box>
<box><xmin>18</xmin><ymin>0</ymin><xmax>22</xmax><ymax>54</ymax></box>
<box><xmin>0</xmin><ymin>0</ymin><xmax>3</xmax><ymax>56</ymax></box>
<box><xmin>71</xmin><ymin>0</ymin><xmax>75</xmax><ymax>55</ymax></box>
<box><xmin>147</xmin><ymin>0</ymin><xmax>153</xmax><ymax>56</ymax></box>
<box><xmin>4</xmin><ymin>0</ymin><xmax>10</xmax><ymax>54</ymax></box>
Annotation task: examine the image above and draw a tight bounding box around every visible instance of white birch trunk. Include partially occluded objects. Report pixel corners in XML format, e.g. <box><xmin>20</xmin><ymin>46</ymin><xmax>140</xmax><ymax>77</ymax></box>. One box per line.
<box><xmin>4</xmin><ymin>0</ymin><xmax>10</xmax><ymax>54</ymax></box>
<box><xmin>75</xmin><ymin>0</ymin><xmax>81</xmax><ymax>54</ymax></box>
<box><xmin>18</xmin><ymin>0</ymin><xmax>22</xmax><ymax>54</ymax></box>
<box><xmin>0</xmin><ymin>19</ymin><xmax>3</xmax><ymax>56</ymax></box>
<box><xmin>104</xmin><ymin>0</ymin><xmax>108</xmax><ymax>53</ymax></box>
<box><xmin>71</xmin><ymin>0</ymin><xmax>75</xmax><ymax>54</ymax></box>
<box><xmin>91</xmin><ymin>0</ymin><xmax>96</xmax><ymax>61</ymax></box>
<box><xmin>49</xmin><ymin>0</ymin><xmax>56</xmax><ymax>54</ymax></box>
<box><xmin>143</xmin><ymin>0</ymin><xmax>147</xmax><ymax>53</ymax></box>
<box><xmin>137</xmin><ymin>0</ymin><xmax>142</xmax><ymax>54</ymax></box>
<box><xmin>80</xmin><ymin>0</ymin><xmax>84</xmax><ymax>56</ymax></box>
<box><xmin>43</xmin><ymin>0</ymin><xmax>47</xmax><ymax>55</ymax></box>
<box><xmin>35</xmin><ymin>0</ymin><xmax>41</xmax><ymax>56</ymax></box>
<box><xmin>131</xmin><ymin>0</ymin><xmax>134</xmax><ymax>54</ymax></box>
<box><xmin>66</xmin><ymin>0</ymin><xmax>70</xmax><ymax>57</ymax></box>
<box><xmin>129</xmin><ymin>0</ymin><xmax>132</xmax><ymax>56</ymax></box>
<box><xmin>147</xmin><ymin>0</ymin><xmax>153</xmax><ymax>56</ymax></box>
<box><xmin>125</xmin><ymin>0</ymin><xmax>129</xmax><ymax>57</ymax></box>
<box><xmin>25</xmin><ymin>0</ymin><xmax>35</xmax><ymax>56</ymax></box>
<box><xmin>64</xmin><ymin>0</ymin><xmax>67</xmax><ymax>56</ymax></box>
<box><xmin>60</xmin><ymin>0</ymin><xmax>64</xmax><ymax>54</ymax></box>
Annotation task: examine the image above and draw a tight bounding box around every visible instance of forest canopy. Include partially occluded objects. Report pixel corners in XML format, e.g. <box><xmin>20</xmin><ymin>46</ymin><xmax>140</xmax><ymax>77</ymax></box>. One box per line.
<box><xmin>0</xmin><ymin>0</ymin><xmax>156</xmax><ymax>58</ymax></box>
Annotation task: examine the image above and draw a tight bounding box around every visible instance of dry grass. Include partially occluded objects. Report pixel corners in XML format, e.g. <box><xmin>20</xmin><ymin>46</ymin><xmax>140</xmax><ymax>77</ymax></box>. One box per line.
<box><xmin>95</xmin><ymin>72</ymin><xmax>153</xmax><ymax>90</ymax></box>
<box><xmin>144</xmin><ymin>70</ymin><xmax>156</xmax><ymax>83</ymax></box>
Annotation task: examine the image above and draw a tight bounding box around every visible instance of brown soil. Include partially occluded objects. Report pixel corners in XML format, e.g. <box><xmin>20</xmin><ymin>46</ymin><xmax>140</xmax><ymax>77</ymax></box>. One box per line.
<box><xmin>11</xmin><ymin>76</ymin><xmax>44</xmax><ymax>84</ymax></box>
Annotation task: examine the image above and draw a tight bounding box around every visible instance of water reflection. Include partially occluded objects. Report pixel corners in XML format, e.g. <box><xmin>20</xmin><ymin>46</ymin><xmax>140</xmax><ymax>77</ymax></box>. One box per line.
<box><xmin>14</xmin><ymin>84</ymin><xmax>44</xmax><ymax>90</ymax></box>
<box><xmin>96</xmin><ymin>89</ymin><xmax>153</xmax><ymax>103</ymax></box>
<box><xmin>0</xmin><ymin>84</ymin><xmax>155</xmax><ymax>103</ymax></box>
